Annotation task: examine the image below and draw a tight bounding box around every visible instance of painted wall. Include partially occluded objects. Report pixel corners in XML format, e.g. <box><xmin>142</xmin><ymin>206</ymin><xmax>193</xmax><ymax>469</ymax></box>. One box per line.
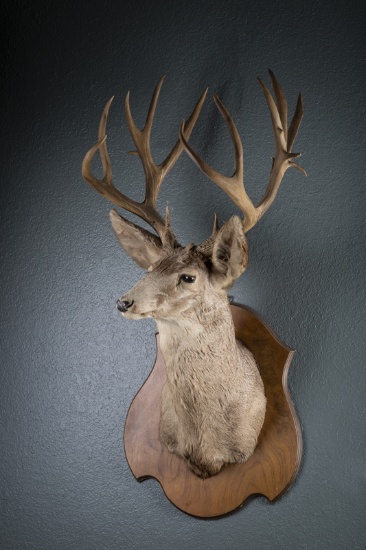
<box><xmin>1</xmin><ymin>0</ymin><xmax>365</xmax><ymax>548</ymax></box>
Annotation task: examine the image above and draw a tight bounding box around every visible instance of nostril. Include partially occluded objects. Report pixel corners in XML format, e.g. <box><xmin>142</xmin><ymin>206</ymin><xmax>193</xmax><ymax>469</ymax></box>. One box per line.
<box><xmin>116</xmin><ymin>299</ymin><xmax>134</xmax><ymax>312</ymax></box>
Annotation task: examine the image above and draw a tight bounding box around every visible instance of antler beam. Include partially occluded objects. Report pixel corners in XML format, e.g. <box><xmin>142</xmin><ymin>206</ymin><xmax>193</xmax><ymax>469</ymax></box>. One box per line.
<box><xmin>179</xmin><ymin>70</ymin><xmax>306</xmax><ymax>232</ymax></box>
<box><xmin>82</xmin><ymin>77</ymin><xmax>207</xmax><ymax>242</ymax></box>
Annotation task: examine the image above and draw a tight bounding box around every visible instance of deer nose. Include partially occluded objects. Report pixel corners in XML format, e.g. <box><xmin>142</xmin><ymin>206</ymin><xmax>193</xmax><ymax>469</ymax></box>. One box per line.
<box><xmin>116</xmin><ymin>298</ymin><xmax>134</xmax><ymax>312</ymax></box>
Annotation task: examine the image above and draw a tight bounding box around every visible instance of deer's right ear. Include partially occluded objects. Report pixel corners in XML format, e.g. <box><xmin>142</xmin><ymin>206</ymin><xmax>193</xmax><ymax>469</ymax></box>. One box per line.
<box><xmin>211</xmin><ymin>216</ymin><xmax>248</xmax><ymax>289</ymax></box>
<box><xmin>109</xmin><ymin>209</ymin><xmax>164</xmax><ymax>269</ymax></box>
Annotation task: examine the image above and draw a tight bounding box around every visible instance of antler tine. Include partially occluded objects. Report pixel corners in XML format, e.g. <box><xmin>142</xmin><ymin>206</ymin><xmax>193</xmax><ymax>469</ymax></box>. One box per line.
<box><xmin>124</xmin><ymin>77</ymin><xmax>165</xmax><ymax>206</ymax></box>
<box><xmin>257</xmin><ymin>76</ymin><xmax>289</xmax><ymax>157</ymax></box>
<box><xmin>125</xmin><ymin>77</ymin><xmax>208</xmax><ymax>208</ymax></box>
<box><xmin>288</xmin><ymin>93</ymin><xmax>304</xmax><ymax>154</ymax></box>
<box><xmin>82</xmin><ymin>78</ymin><xmax>207</xmax><ymax>244</ymax></box>
<box><xmin>179</xmin><ymin>93</ymin><xmax>258</xmax><ymax>231</ymax></box>
<box><xmin>82</xmin><ymin>98</ymin><xmax>167</xmax><ymax>236</ymax></box>
<box><xmin>268</xmin><ymin>68</ymin><xmax>288</xmax><ymax>143</ymax></box>
<box><xmin>96</xmin><ymin>96</ymin><xmax>114</xmax><ymax>185</ymax></box>
<box><xmin>266</xmin><ymin>70</ymin><xmax>304</xmax><ymax>155</ymax></box>
<box><xmin>180</xmin><ymin>71</ymin><xmax>306</xmax><ymax>233</ymax></box>
<box><xmin>255</xmin><ymin>71</ymin><xmax>306</xmax><ymax>221</ymax></box>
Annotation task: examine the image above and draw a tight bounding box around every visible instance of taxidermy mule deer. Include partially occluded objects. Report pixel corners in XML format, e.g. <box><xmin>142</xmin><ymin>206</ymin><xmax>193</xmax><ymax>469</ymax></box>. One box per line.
<box><xmin>82</xmin><ymin>71</ymin><xmax>304</xmax><ymax>478</ymax></box>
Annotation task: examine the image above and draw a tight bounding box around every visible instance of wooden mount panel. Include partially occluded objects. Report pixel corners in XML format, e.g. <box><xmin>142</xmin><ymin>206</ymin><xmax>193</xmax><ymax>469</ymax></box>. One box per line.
<box><xmin>124</xmin><ymin>304</ymin><xmax>302</xmax><ymax>517</ymax></box>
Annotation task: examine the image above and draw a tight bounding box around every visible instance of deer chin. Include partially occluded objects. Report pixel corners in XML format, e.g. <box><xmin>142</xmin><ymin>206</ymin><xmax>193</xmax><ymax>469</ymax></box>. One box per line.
<box><xmin>121</xmin><ymin>310</ymin><xmax>153</xmax><ymax>320</ymax></box>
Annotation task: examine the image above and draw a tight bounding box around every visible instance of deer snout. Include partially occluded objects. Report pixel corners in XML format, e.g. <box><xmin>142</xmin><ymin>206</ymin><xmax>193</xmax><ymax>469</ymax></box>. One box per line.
<box><xmin>116</xmin><ymin>298</ymin><xmax>134</xmax><ymax>312</ymax></box>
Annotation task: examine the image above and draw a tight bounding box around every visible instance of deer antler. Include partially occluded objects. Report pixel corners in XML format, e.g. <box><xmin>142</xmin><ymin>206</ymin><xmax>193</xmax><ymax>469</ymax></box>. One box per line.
<box><xmin>82</xmin><ymin>77</ymin><xmax>207</xmax><ymax>244</ymax></box>
<box><xmin>179</xmin><ymin>70</ymin><xmax>306</xmax><ymax>232</ymax></box>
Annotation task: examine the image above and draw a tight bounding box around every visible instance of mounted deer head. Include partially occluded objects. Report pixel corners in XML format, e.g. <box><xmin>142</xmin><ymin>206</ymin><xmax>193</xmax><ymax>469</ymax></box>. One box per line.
<box><xmin>82</xmin><ymin>72</ymin><xmax>305</xmax><ymax>478</ymax></box>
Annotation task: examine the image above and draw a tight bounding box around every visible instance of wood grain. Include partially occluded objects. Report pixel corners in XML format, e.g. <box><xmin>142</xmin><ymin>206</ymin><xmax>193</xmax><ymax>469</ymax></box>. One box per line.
<box><xmin>124</xmin><ymin>304</ymin><xmax>302</xmax><ymax>517</ymax></box>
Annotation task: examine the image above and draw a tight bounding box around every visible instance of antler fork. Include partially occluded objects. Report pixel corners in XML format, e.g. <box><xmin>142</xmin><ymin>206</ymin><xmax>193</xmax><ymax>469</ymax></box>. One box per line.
<box><xmin>179</xmin><ymin>70</ymin><xmax>306</xmax><ymax>232</ymax></box>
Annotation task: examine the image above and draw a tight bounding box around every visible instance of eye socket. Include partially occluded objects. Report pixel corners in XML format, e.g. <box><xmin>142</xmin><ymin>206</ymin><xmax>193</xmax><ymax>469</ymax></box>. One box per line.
<box><xmin>180</xmin><ymin>274</ymin><xmax>196</xmax><ymax>284</ymax></box>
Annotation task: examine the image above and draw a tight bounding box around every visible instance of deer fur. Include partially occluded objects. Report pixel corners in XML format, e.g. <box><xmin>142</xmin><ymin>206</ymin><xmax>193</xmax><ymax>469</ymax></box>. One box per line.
<box><xmin>111</xmin><ymin>210</ymin><xmax>266</xmax><ymax>478</ymax></box>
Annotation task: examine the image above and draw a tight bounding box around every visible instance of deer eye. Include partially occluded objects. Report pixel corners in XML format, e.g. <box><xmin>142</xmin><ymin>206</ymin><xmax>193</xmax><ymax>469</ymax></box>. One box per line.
<box><xmin>180</xmin><ymin>274</ymin><xmax>196</xmax><ymax>284</ymax></box>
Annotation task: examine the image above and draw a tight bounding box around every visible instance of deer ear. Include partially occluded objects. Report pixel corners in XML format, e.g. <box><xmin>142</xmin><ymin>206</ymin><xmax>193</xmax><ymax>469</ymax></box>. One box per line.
<box><xmin>109</xmin><ymin>209</ymin><xmax>164</xmax><ymax>269</ymax></box>
<box><xmin>211</xmin><ymin>216</ymin><xmax>248</xmax><ymax>289</ymax></box>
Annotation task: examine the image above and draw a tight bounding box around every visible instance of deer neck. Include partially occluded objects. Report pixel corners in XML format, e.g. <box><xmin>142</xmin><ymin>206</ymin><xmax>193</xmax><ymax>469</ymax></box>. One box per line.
<box><xmin>155</xmin><ymin>293</ymin><xmax>237</xmax><ymax>370</ymax></box>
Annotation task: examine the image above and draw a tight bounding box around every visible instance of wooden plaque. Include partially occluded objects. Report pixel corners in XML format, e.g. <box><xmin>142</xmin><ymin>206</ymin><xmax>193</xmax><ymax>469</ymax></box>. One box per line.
<box><xmin>124</xmin><ymin>304</ymin><xmax>302</xmax><ymax>517</ymax></box>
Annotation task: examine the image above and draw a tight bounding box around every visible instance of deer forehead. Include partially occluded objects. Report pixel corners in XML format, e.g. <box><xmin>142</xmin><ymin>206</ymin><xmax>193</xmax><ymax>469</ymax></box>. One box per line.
<box><xmin>149</xmin><ymin>249</ymin><xmax>207</xmax><ymax>277</ymax></box>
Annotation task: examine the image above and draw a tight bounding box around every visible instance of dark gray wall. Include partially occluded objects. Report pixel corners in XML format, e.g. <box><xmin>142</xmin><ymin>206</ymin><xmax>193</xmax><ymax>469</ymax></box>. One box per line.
<box><xmin>1</xmin><ymin>0</ymin><xmax>365</xmax><ymax>548</ymax></box>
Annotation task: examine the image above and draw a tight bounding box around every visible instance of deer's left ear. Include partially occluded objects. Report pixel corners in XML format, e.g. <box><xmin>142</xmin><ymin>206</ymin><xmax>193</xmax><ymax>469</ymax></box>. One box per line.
<box><xmin>211</xmin><ymin>216</ymin><xmax>248</xmax><ymax>289</ymax></box>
